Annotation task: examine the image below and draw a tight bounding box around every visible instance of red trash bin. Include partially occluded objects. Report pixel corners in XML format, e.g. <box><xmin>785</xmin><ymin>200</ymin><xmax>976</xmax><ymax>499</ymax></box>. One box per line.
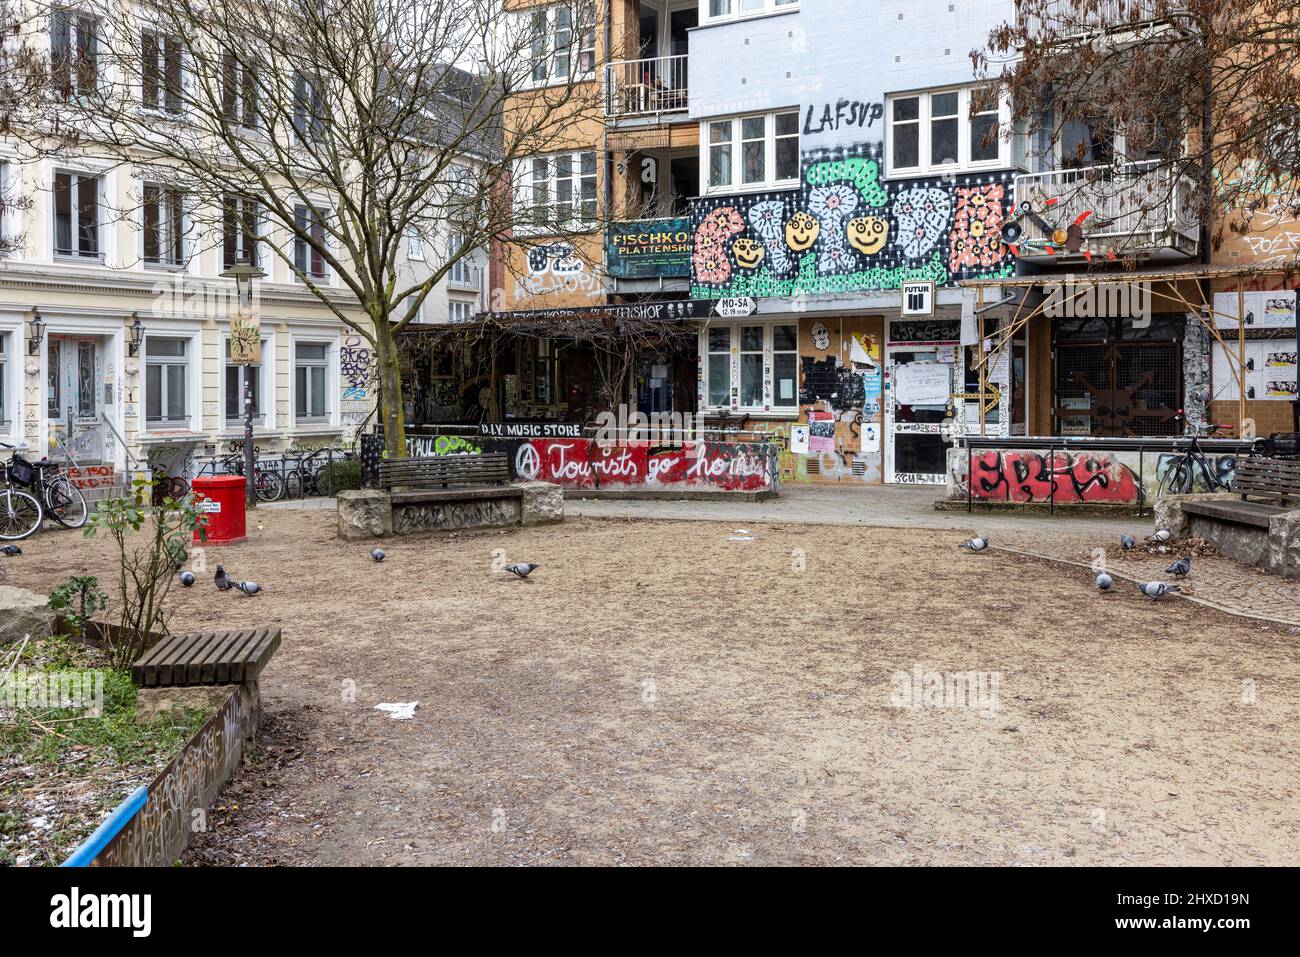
<box><xmin>190</xmin><ymin>475</ymin><xmax>247</xmax><ymax>544</ymax></box>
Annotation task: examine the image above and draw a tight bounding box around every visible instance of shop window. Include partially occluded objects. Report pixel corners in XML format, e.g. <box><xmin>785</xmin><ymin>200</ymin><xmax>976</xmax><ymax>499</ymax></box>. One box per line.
<box><xmin>702</xmin><ymin>322</ymin><xmax>798</xmax><ymax>412</ymax></box>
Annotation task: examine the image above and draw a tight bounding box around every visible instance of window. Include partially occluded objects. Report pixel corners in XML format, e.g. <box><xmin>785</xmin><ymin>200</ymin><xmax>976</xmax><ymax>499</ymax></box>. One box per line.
<box><xmin>448</xmin><ymin>300</ymin><xmax>475</xmax><ymax>322</ymax></box>
<box><xmin>702</xmin><ymin>322</ymin><xmax>798</xmax><ymax>411</ymax></box>
<box><xmin>222</xmin><ymin>52</ymin><xmax>257</xmax><ymax>129</ymax></box>
<box><xmin>293</xmin><ymin>204</ymin><xmax>328</xmax><ymax>280</ymax></box>
<box><xmin>293</xmin><ymin>72</ymin><xmax>323</xmax><ymax>142</ymax></box>
<box><xmin>1057</xmin><ymin>113</ymin><xmax>1116</xmax><ymax>169</ymax></box>
<box><xmin>528</xmin><ymin>3</ymin><xmax>596</xmax><ymax>85</ymax></box>
<box><xmin>447</xmin><ymin>233</ymin><xmax>474</xmax><ymax>286</ymax></box>
<box><xmin>224</xmin><ymin>342</ymin><xmax>262</xmax><ymax>425</ymax></box>
<box><xmin>142</xmin><ymin>183</ymin><xmax>185</xmax><ymax>266</ymax></box>
<box><xmin>141</xmin><ymin>31</ymin><xmax>182</xmax><ymax>112</ymax></box>
<box><xmin>516</xmin><ymin>151</ymin><xmax>597</xmax><ymax>227</ymax></box>
<box><xmin>0</xmin><ymin>334</ymin><xmax>8</xmax><ymax>432</ymax></box>
<box><xmin>145</xmin><ymin>337</ymin><xmax>189</xmax><ymax>427</ymax></box>
<box><xmin>887</xmin><ymin>86</ymin><xmax>1008</xmax><ymax>176</ymax></box>
<box><xmin>704</xmin><ymin>0</ymin><xmax>798</xmax><ymax>22</ymax></box>
<box><xmin>50</xmin><ymin>10</ymin><xmax>98</xmax><ymax>97</ymax></box>
<box><xmin>53</xmin><ymin>170</ymin><xmax>100</xmax><ymax>259</ymax></box>
<box><xmin>703</xmin><ymin>111</ymin><xmax>799</xmax><ymax>192</ymax></box>
<box><xmin>222</xmin><ymin>193</ymin><xmax>259</xmax><ymax>269</ymax></box>
<box><xmin>295</xmin><ymin>341</ymin><xmax>329</xmax><ymax>421</ymax></box>
<box><xmin>406</xmin><ymin>225</ymin><xmax>423</xmax><ymax>259</ymax></box>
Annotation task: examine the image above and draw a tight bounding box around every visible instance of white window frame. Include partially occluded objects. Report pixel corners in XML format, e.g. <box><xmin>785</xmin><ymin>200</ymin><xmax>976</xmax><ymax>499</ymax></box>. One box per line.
<box><xmin>0</xmin><ymin>332</ymin><xmax>10</xmax><ymax>435</ymax></box>
<box><xmin>293</xmin><ymin>339</ymin><xmax>332</xmax><ymax>423</ymax></box>
<box><xmin>50</xmin><ymin>8</ymin><xmax>100</xmax><ymax>98</ymax></box>
<box><xmin>885</xmin><ymin>86</ymin><xmax>1010</xmax><ymax>178</ymax></box>
<box><xmin>221</xmin><ymin>49</ymin><xmax>258</xmax><ymax>130</ymax></box>
<box><xmin>514</xmin><ymin>150</ymin><xmax>598</xmax><ymax>231</ymax></box>
<box><xmin>140</xmin><ymin>181</ymin><xmax>188</xmax><ymax>268</ymax></box>
<box><xmin>700</xmin><ymin>110</ymin><xmax>800</xmax><ymax>194</ymax></box>
<box><xmin>51</xmin><ymin>168</ymin><xmax>104</xmax><ymax>261</ymax></box>
<box><xmin>221</xmin><ymin>331</ymin><xmax>270</xmax><ymax>429</ymax></box>
<box><xmin>222</xmin><ymin>192</ymin><xmax>262</xmax><ymax>270</ymax></box>
<box><xmin>293</xmin><ymin>202</ymin><xmax>330</xmax><ymax>282</ymax></box>
<box><xmin>143</xmin><ymin>335</ymin><xmax>193</xmax><ymax>430</ymax></box>
<box><xmin>448</xmin><ymin>299</ymin><xmax>475</xmax><ymax>323</ymax></box>
<box><xmin>140</xmin><ymin>28</ymin><xmax>184</xmax><ymax>114</ymax></box>
<box><xmin>405</xmin><ymin>224</ymin><xmax>424</xmax><ymax>260</ymax></box>
<box><xmin>699</xmin><ymin>321</ymin><xmax>799</xmax><ymax>414</ymax></box>
<box><xmin>701</xmin><ymin>0</ymin><xmax>798</xmax><ymax>24</ymax></box>
<box><xmin>524</xmin><ymin>3</ymin><xmax>596</xmax><ymax>88</ymax></box>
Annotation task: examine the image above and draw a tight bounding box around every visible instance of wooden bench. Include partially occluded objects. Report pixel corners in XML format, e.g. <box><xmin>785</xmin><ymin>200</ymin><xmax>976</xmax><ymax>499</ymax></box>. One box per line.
<box><xmin>131</xmin><ymin>627</ymin><xmax>281</xmax><ymax>687</ymax></box>
<box><xmin>378</xmin><ymin>453</ymin><xmax>509</xmax><ymax>493</ymax></box>
<box><xmin>1182</xmin><ymin>456</ymin><xmax>1300</xmax><ymax>528</ymax></box>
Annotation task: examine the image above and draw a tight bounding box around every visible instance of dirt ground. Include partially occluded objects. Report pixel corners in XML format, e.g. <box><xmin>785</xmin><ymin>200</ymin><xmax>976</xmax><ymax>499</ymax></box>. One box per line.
<box><xmin>11</xmin><ymin>510</ymin><xmax>1300</xmax><ymax>866</ymax></box>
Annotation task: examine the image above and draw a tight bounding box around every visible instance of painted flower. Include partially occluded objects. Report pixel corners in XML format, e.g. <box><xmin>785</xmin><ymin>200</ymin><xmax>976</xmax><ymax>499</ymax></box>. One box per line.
<box><xmin>709</xmin><ymin>206</ymin><xmax>746</xmax><ymax>235</ymax></box>
<box><xmin>693</xmin><ymin>250</ymin><xmax>732</xmax><ymax>285</ymax></box>
<box><xmin>808</xmin><ymin>183</ymin><xmax>859</xmax><ymax>220</ymax></box>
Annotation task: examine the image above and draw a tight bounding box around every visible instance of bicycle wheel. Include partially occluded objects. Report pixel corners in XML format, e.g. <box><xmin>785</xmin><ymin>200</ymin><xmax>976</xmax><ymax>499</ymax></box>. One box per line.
<box><xmin>254</xmin><ymin>469</ymin><xmax>285</xmax><ymax>502</ymax></box>
<box><xmin>313</xmin><ymin>463</ymin><xmax>335</xmax><ymax>498</ymax></box>
<box><xmin>0</xmin><ymin>488</ymin><xmax>44</xmax><ymax>540</ymax></box>
<box><xmin>283</xmin><ymin>469</ymin><xmax>304</xmax><ymax>499</ymax></box>
<box><xmin>1158</xmin><ymin>459</ymin><xmax>1193</xmax><ymax>496</ymax></box>
<box><xmin>44</xmin><ymin>476</ymin><xmax>88</xmax><ymax>529</ymax></box>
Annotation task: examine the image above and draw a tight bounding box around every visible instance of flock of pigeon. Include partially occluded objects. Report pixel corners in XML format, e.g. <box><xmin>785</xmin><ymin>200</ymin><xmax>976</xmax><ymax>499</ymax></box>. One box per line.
<box><xmin>961</xmin><ymin>527</ymin><xmax>1193</xmax><ymax>601</ymax></box>
<box><xmin>172</xmin><ymin>548</ymin><xmax>542</xmax><ymax>596</ymax></box>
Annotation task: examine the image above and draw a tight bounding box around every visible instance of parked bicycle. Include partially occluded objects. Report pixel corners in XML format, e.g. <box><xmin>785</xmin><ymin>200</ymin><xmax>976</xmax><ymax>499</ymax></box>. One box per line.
<box><xmin>220</xmin><ymin>454</ymin><xmax>286</xmax><ymax>502</ymax></box>
<box><xmin>283</xmin><ymin>447</ymin><xmax>346</xmax><ymax>499</ymax></box>
<box><xmin>1157</xmin><ymin>412</ymin><xmax>1235</xmax><ymax>495</ymax></box>
<box><xmin>0</xmin><ymin>447</ymin><xmax>45</xmax><ymax>541</ymax></box>
<box><xmin>0</xmin><ymin>441</ymin><xmax>88</xmax><ymax>530</ymax></box>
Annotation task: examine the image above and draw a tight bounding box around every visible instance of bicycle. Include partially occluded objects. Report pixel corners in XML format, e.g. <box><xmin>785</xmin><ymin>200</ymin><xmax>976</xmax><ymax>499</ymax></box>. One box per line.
<box><xmin>221</xmin><ymin>454</ymin><xmax>286</xmax><ymax>502</ymax></box>
<box><xmin>0</xmin><ymin>442</ymin><xmax>89</xmax><ymax>529</ymax></box>
<box><xmin>0</xmin><ymin>448</ymin><xmax>45</xmax><ymax>541</ymax></box>
<box><xmin>283</xmin><ymin>447</ymin><xmax>344</xmax><ymax>499</ymax></box>
<box><xmin>1157</xmin><ymin>412</ymin><xmax>1235</xmax><ymax>495</ymax></box>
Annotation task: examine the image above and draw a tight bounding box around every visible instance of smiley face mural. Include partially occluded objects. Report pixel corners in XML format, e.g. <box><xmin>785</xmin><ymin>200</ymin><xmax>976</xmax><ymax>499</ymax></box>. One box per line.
<box><xmin>690</xmin><ymin>143</ymin><xmax>1015</xmax><ymax>298</ymax></box>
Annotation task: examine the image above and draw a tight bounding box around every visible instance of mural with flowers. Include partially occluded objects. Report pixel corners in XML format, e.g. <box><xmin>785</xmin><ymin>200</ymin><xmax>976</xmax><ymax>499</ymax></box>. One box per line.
<box><xmin>689</xmin><ymin>144</ymin><xmax>1015</xmax><ymax>299</ymax></box>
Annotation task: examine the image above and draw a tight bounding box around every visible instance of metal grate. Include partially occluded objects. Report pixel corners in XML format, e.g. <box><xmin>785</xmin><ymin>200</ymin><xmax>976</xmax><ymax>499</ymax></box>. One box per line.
<box><xmin>1055</xmin><ymin>334</ymin><xmax>1181</xmax><ymax>437</ymax></box>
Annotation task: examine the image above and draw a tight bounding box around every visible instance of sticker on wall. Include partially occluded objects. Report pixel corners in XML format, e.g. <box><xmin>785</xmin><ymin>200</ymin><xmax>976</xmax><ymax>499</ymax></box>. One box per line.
<box><xmin>790</xmin><ymin>425</ymin><xmax>811</xmax><ymax>455</ymax></box>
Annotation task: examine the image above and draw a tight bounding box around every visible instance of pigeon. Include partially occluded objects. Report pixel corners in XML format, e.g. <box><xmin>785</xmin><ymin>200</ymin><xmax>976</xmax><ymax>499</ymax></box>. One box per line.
<box><xmin>504</xmin><ymin>562</ymin><xmax>540</xmax><ymax>580</ymax></box>
<box><xmin>1165</xmin><ymin>556</ymin><xmax>1191</xmax><ymax>578</ymax></box>
<box><xmin>1096</xmin><ymin>571</ymin><xmax>1113</xmax><ymax>591</ymax></box>
<box><xmin>960</xmin><ymin>536</ymin><xmax>989</xmax><ymax>552</ymax></box>
<box><xmin>2</xmin><ymin>544</ymin><xmax>20</xmax><ymax>556</ymax></box>
<box><xmin>179</xmin><ymin>571</ymin><xmax>196</xmax><ymax>587</ymax></box>
<box><xmin>1147</xmin><ymin>529</ymin><xmax>1172</xmax><ymax>544</ymax></box>
<box><xmin>1138</xmin><ymin>581</ymin><xmax>1181</xmax><ymax>600</ymax></box>
<box><xmin>371</xmin><ymin>548</ymin><xmax>386</xmax><ymax>562</ymax></box>
<box><xmin>214</xmin><ymin>565</ymin><xmax>231</xmax><ymax>590</ymax></box>
<box><xmin>1120</xmin><ymin>535</ymin><xmax>1136</xmax><ymax>551</ymax></box>
<box><xmin>230</xmin><ymin>579</ymin><xmax>261</xmax><ymax>596</ymax></box>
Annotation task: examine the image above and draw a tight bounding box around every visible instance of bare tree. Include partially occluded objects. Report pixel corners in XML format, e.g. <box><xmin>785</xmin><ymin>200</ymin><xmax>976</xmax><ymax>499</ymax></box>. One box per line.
<box><xmin>976</xmin><ymin>0</ymin><xmax>1300</xmax><ymax>266</ymax></box>
<box><xmin>0</xmin><ymin>0</ymin><xmax>49</xmax><ymax>256</ymax></box>
<box><xmin>10</xmin><ymin>0</ymin><xmax>612</xmax><ymax>455</ymax></box>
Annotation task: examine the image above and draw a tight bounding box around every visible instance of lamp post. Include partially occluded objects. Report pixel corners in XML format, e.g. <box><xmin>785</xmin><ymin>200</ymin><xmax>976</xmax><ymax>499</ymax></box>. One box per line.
<box><xmin>220</xmin><ymin>257</ymin><xmax>266</xmax><ymax>507</ymax></box>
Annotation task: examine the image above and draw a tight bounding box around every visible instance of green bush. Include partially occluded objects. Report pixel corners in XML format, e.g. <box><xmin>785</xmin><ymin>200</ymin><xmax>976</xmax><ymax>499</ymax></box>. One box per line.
<box><xmin>323</xmin><ymin>458</ymin><xmax>362</xmax><ymax>493</ymax></box>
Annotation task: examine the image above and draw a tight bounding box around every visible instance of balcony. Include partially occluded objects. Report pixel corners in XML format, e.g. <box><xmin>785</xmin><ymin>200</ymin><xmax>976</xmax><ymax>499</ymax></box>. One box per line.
<box><xmin>604</xmin><ymin>54</ymin><xmax>688</xmax><ymax>121</ymax></box>
<box><xmin>1019</xmin><ymin>0</ymin><xmax>1191</xmax><ymax>39</ymax></box>
<box><xmin>1010</xmin><ymin>160</ymin><xmax>1199</xmax><ymax>262</ymax></box>
<box><xmin>447</xmin><ymin>262</ymin><xmax>484</xmax><ymax>293</ymax></box>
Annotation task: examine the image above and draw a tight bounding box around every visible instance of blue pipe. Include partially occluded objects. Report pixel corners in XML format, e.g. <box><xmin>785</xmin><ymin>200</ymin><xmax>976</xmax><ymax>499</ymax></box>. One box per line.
<box><xmin>61</xmin><ymin>786</ymin><xmax>148</xmax><ymax>867</ymax></box>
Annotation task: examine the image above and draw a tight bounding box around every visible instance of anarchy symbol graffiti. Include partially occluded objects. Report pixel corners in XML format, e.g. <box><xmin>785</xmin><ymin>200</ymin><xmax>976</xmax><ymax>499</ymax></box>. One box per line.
<box><xmin>515</xmin><ymin>443</ymin><xmax>540</xmax><ymax>481</ymax></box>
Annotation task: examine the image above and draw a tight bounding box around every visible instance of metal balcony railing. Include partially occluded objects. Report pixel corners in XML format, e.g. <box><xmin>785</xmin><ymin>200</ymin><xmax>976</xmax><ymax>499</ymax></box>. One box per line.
<box><xmin>1012</xmin><ymin>159</ymin><xmax>1199</xmax><ymax>259</ymax></box>
<box><xmin>604</xmin><ymin>54</ymin><xmax>687</xmax><ymax>119</ymax></box>
<box><xmin>1019</xmin><ymin>0</ymin><xmax>1192</xmax><ymax>38</ymax></box>
<box><xmin>447</xmin><ymin>262</ymin><xmax>483</xmax><ymax>292</ymax></box>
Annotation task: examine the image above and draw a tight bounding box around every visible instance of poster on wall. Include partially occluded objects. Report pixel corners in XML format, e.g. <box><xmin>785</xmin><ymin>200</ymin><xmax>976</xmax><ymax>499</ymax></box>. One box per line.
<box><xmin>1212</xmin><ymin>290</ymin><xmax>1297</xmax><ymax>329</ymax></box>
<box><xmin>894</xmin><ymin>362</ymin><xmax>952</xmax><ymax>406</ymax></box>
<box><xmin>1211</xmin><ymin>339</ymin><xmax>1298</xmax><ymax>400</ymax></box>
<box><xmin>790</xmin><ymin>425</ymin><xmax>810</xmax><ymax>455</ymax></box>
<box><xmin>861</xmin><ymin>421</ymin><xmax>880</xmax><ymax>453</ymax></box>
<box><xmin>808</xmin><ymin>411</ymin><xmax>835</xmax><ymax>452</ymax></box>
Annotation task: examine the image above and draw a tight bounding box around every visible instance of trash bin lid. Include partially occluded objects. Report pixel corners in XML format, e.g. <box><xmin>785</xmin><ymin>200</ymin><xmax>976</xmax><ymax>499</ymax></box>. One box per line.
<box><xmin>191</xmin><ymin>475</ymin><xmax>247</xmax><ymax>490</ymax></box>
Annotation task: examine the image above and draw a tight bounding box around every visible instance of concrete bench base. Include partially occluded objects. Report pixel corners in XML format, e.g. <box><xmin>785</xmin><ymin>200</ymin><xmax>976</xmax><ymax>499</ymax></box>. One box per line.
<box><xmin>337</xmin><ymin>481</ymin><xmax>563</xmax><ymax>540</ymax></box>
<box><xmin>1156</xmin><ymin>492</ymin><xmax>1300</xmax><ymax>580</ymax></box>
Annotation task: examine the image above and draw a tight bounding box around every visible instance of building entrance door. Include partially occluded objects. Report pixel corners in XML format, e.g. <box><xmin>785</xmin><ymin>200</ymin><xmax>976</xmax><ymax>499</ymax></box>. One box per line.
<box><xmin>47</xmin><ymin>335</ymin><xmax>107</xmax><ymax>462</ymax></box>
<box><xmin>884</xmin><ymin>319</ymin><xmax>960</xmax><ymax>485</ymax></box>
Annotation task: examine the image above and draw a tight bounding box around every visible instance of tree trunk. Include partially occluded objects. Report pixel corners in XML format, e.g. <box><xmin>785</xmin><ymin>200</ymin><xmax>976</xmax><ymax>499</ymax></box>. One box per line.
<box><xmin>373</xmin><ymin>320</ymin><xmax>408</xmax><ymax>458</ymax></box>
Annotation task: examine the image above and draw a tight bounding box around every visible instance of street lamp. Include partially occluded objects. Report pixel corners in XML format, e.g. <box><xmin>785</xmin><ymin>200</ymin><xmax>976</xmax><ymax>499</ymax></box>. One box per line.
<box><xmin>127</xmin><ymin>313</ymin><xmax>144</xmax><ymax>357</ymax></box>
<box><xmin>220</xmin><ymin>256</ymin><xmax>266</xmax><ymax>507</ymax></box>
<box><xmin>27</xmin><ymin>308</ymin><xmax>45</xmax><ymax>356</ymax></box>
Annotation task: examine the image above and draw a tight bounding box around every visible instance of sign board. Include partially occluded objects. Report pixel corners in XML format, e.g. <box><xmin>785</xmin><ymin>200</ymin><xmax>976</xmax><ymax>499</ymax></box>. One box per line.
<box><xmin>479</xmin><ymin>421</ymin><xmax>584</xmax><ymax>438</ymax></box>
<box><xmin>605</xmin><ymin>218</ymin><xmax>691</xmax><ymax>279</ymax></box>
<box><xmin>901</xmin><ymin>280</ymin><xmax>936</xmax><ymax>317</ymax></box>
<box><xmin>714</xmin><ymin>297</ymin><xmax>757</xmax><ymax>318</ymax></box>
<box><xmin>496</xmin><ymin>299</ymin><xmax>714</xmax><ymax>324</ymax></box>
<box><xmin>1212</xmin><ymin>290</ymin><xmax>1297</xmax><ymax>329</ymax></box>
<box><xmin>229</xmin><ymin>312</ymin><xmax>261</xmax><ymax>365</ymax></box>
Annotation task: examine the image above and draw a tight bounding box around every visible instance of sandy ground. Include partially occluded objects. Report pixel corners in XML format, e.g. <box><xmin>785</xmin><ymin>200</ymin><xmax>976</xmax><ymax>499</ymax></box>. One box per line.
<box><xmin>11</xmin><ymin>510</ymin><xmax>1300</xmax><ymax>866</ymax></box>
